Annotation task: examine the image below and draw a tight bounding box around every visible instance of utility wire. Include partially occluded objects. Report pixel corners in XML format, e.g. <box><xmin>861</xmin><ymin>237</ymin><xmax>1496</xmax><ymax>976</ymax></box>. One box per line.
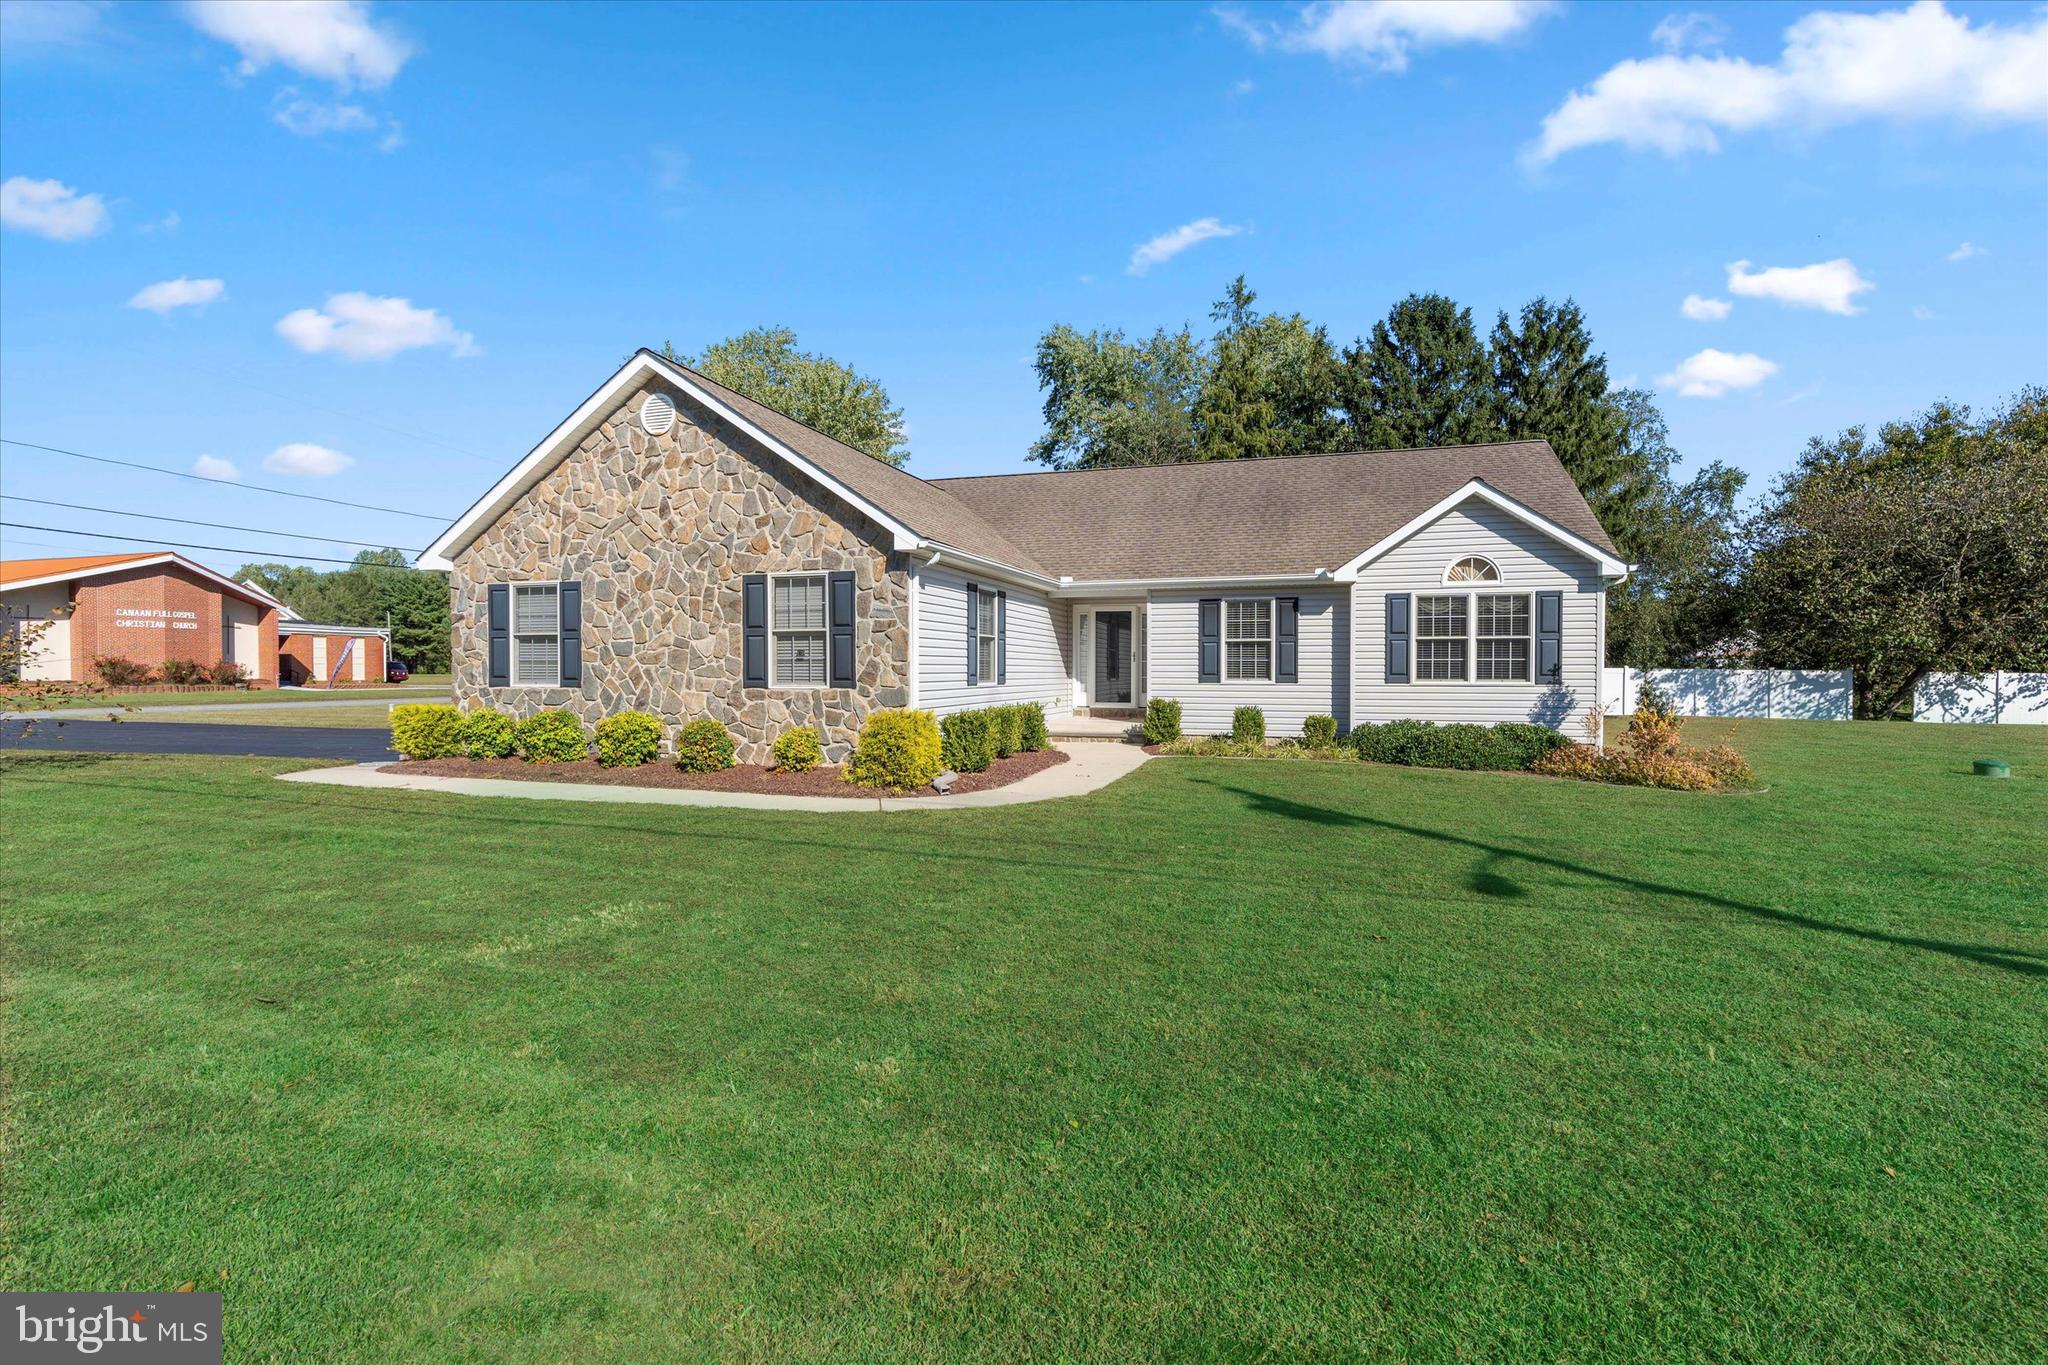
<box><xmin>0</xmin><ymin>438</ymin><xmax>457</xmax><ymax>522</ymax></box>
<box><xmin>0</xmin><ymin>522</ymin><xmax>430</xmax><ymax>569</ymax></box>
<box><xmin>0</xmin><ymin>494</ymin><xmax>421</xmax><ymax>553</ymax></box>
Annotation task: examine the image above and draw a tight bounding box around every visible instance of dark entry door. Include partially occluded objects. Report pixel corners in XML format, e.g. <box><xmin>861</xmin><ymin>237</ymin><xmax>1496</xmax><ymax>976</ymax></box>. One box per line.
<box><xmin>1095</xmin><ymin>611</ymin><xmax>1133</xmax><ymax>706</ymax></box>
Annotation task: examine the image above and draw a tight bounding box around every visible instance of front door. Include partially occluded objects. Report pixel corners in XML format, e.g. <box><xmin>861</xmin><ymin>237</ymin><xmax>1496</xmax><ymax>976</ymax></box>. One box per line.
<box><xmin>1095</xmin><ymin>610</ymin><xmax>1134</xmax><ymax>707</ymax></box>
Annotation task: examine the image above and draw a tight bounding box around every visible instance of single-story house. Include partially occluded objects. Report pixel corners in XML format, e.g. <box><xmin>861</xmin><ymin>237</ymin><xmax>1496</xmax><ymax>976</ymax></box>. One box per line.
<box><xmin>2</xmin><ymin>551</ymin><xmax>282</xmax><ymax>686</ymax></box>
<box><xmin>278</xmin><ymin>620</ymin><xmax>391</xmax><ymax>687</ymax></box>
<box><xmin>419</xmin><ymin>349</ymin><xmax>1628</xmax><ymax>763</ymax></box>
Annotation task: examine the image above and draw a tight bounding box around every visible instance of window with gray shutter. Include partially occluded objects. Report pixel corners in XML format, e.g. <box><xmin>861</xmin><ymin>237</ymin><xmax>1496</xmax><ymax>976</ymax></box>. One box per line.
<box><xmin>512</xmin><ymin>583</ymin><xmax>561</xmax><ymax>686</ymax></box>
<box><xmin>1415</xmin><ymin>595</ymin><xmax>1467</xmax><ymax>681</ymax></box>
<box><xmin>1224</xmin><ymin>599</ymin><xmax>1273</xmax><ymax>681</ymax></box>
<box><xmin>976</xmin><ymin>589</ymin><xmax>998</xmax><ymax>684</ymax></box>
<box><xmin>1475</xmin><ymin>594</ymin><xmax>1532</xmax><ymax>681</ymax></box>
<box><xmin>771</xmin><ymin>574</ymin><xmax>828</xmax><ymax>686</ymax></box>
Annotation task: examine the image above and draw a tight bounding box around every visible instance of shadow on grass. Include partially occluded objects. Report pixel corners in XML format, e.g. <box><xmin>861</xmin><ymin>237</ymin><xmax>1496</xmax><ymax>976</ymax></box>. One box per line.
<box><xmin>1201</xmin><ymin>779</ymin><xmax>2047</xmax><ymax>979</ymax></box>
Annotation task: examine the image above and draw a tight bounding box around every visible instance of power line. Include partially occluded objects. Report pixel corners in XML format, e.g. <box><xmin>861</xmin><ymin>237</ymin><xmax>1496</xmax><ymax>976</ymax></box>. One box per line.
<box><xmin>0</xmin><ymin>494</ymin><xmax>421</xmax><ymax>553</ymax></box>
<box><xmin>0</xmin><ymin>522</ymin><xmax>431</xmax><ymax>570</ymax></box>
<box><xmin>0</xmin><ymin>438</ymin><xmax>457</xmax><ymax>522</ymax></box>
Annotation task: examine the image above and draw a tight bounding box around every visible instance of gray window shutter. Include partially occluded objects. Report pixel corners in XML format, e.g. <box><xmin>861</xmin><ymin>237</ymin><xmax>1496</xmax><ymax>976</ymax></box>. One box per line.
<box><xmin>558</xmin><ymin>580</ymin><xmax>583</xmax><ymax>690</ymax></box>
<box><xmin>1384</xmin><ymin>593</ymin><xmax>1410</xmax><ymax>684</ymax></box>
<box><xmin>965</xmin><ymin>581</ymin><xmax>979</xmax><ymax>684</ymax></box>
<box><xmin>828</xmin><ymin>570</ymin><xmax>856</xmax><ymax>688</ymax></box>
<box><xmin>742</xmin><ymin>574</ymin><xmax>768</xmax><ymax>688</ymax></box>
<box><xmin>1276</xmin><ymin>597</ymin><xmax>1298</xmax><ymax>684</ymax></box>
<box><xmin>1199</xmin><ymin>598</ymin><xmax>1221</xmax><ymax>683</ymax></box>
<box><xmin>996</xmin><ymin>590</ymin><xmax>1007</xmax><ymax>685</ymax></box>
<box><xmin>487</xmin><ymin>584</ymin><xmax>509</xmax><ymax>687</ymax></box>
<box><xmin>1537</xmin><ymin>590</ymin><xmax>1563</xmax><ymax>684</ymax></box>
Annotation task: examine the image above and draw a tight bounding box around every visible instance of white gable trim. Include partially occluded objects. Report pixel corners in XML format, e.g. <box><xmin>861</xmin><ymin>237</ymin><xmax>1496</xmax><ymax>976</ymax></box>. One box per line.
<box><xmin>417</xmin><ymin>350</ymin><xmax>926</xmax><ymax>570</ymax></box>
<box><xmin>1</xmin><ymin>553</ymin><xmax>287</xmax><ymax>606</ymax></box>
<box><xmin>1331</xmin><ymin>480</ymin><xmax>1628</xmax><ymax>581</ymax></box>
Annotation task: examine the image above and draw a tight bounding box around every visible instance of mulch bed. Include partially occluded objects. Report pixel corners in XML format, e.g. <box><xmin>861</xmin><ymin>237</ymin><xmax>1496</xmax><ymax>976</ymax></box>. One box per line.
<box><xmin>383</xmin><ymin>746</ymin><xmax>1069</xmax><ymax>798</ymax></box>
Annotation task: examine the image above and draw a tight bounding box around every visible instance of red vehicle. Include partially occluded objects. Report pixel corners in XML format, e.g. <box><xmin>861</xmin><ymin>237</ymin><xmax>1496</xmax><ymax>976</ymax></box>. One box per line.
<box><xmin>385</xmin><ymin>657</ymin><xmax>410</xmax><ymax>684</ymax></box>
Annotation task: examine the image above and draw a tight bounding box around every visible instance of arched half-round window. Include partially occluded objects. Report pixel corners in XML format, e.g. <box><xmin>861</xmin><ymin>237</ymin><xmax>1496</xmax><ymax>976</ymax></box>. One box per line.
<box><xmin>1444</xmin><ymin>556</ymin><xmax>1500</xmax><ymax>584</ymax></box>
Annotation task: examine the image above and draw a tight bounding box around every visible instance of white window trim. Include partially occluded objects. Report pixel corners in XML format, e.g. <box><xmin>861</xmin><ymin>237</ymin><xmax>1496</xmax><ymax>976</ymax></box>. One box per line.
<box><xmin>1411</xmin><ymin>590</ymin><xmax>1535</xmax><ymax>686</ymax></box>
<box><xmin>973</xmin><ymin>587</ymin><xmax>998</xmax><ymax>686</ymax></box>
<box><xmin>1442</xmin><ymin>555</ymin><xmax>1501</xmax><ymax>585</ymax></box>
<box><xmin>767</xmin><ymin>572</ymin><xmax>831</xmax><ymax>690</ymax></box>
<box><xmin>511</xmin><ymin>582</ymin><xmax>562</xmax><ymax>688</ymax></box>
<box><xmin>1223</xmin><ymin>596</ymin><xmax>1275</xmax><ymax>684</ymax></box>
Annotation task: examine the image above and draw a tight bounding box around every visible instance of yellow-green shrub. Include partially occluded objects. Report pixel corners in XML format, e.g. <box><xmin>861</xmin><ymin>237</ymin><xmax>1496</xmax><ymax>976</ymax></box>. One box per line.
<box><xmin>771</xmin><ymin>726</ymin><xmax>824</xmax><ymax>773</ymax></box>
<box><xmin>456</xmin><ymin>708</ymin><xmax>516</xmax><ymax>758</ymax></box>
<box><xmin>514</xmin><ymin>708</ymin><xmax>589</xmax><ymax>764</ymax></box>
<box><xmin>674</xmin><ymin>717</ymin><xmax>736</xmax><ymax>773</ymax></box>
<box><xmin>594</xmin><ymin>710</ymin><xmax>664</xmax><ymax>767</ymax></box>
<box><xmin>843</xmin><ymin>708</ymin><xmax>942</xmax><ymax>791</ymax></box>
<box><xmin>391</xmin><ymin>703</ymin><xmax>462</xmax><ymax>759</ymax></box>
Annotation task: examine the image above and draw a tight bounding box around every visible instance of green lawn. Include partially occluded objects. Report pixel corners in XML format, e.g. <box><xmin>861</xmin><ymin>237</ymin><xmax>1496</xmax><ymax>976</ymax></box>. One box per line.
<box><xmin>2</xmin><ymin>720</ymin><xmax>2041</xmax><ymax>1360</ymax></box>
<box><xmin>128</xmin><ymin>702</ymin><xmax>403</xmax><ymax>728</ymax></box>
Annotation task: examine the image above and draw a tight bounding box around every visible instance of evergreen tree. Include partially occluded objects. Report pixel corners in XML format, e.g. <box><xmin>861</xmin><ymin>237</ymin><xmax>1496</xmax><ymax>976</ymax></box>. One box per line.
<box><xmin>1489</xmin><ymin>298</ymin><xmax>1631</xmax><ymax>512</ymax></box>
<box><xmin>1337</xmin><ymin>293</ymin><xmax>1496</xmax><ymax>449</ymax></box>
<box><xmin>1192</xmin><ymin>277</ymin><xmax>1343</xmax><ymax>460</ymax></box>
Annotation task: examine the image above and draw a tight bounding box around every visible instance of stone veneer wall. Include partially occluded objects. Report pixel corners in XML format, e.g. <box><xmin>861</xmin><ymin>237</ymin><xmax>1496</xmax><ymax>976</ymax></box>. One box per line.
<box><xmin>450</xmin><ymin>382</ymin><xmax>911</xmax><ymax>763</ymax></box>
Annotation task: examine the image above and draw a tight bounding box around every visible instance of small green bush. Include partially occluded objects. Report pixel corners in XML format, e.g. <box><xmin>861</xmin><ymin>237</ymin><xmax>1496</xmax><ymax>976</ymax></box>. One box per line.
<box><xmin>456</xmin><ymin>708</ymin><xmax>517</xmax><ymax>759</ymax></box>
<box><xmin>991</xmin><ymin>705</ymin><xmax>1024</xmax><ymax>759</ymax></box>
<box><xmin>674</xmin><ymin>717</ymin><xmax>737</xmax><ymax>773</ymax></box>
<box><xmin>1231</xmin><ymin>705</ymin><xmax>1266</xmax><ymax>745</ymax></box>
<box><xmin>772</xmin><ymin>726</ymin><xmax>824</xmax><ymax>773</ymax></box>
<box><xmin>1488</xmin><ymin>721</ymin><xmax>1574</xmax><ymax>767</ymax></box>
<box><xmin>1302</xmin><ymin>714</ymin><xmax>1340</xmax><ymax>749</ymax></box>
<box><xmin>514</xmin><ymin>708</ymin><xmax>589</xmax><ymax>764</ymax></box>
<box><xmin>391</xmin><ymin>703</ymin><xmax>463</xmax><ymax>759</ymax></box>
<box><xmin>940</xmin><ymin>708</ymin><xmax>996</xmax><ymax>773</ymax></box>
<box><xmin>1348</xmin><ymin>719</ymin><xmax>1573</xmax><ymax>772</ymax></box>
<box><xmin>1142</xmin><ymin>697</ymin><xmax>1182</xmax><ymax>744</ymax></box>
<box><xmin>844</xmin><ymin>708</ymin><xmax>943</xmax><ymax>791</ymax></box>
<box><xmin>1157</xmin><ymin>736</ymin><xmax>1355</xmax><ymax>761</ymax></box>
<box><xmin>1018</xmin><ymin>702</ymin><xmax>1049</xmax><ymax>752</ymax></box>
<box><xmin>595</xmin><ymin>710</ymin><xmax>664</xmax><ymax>768</ymax></box>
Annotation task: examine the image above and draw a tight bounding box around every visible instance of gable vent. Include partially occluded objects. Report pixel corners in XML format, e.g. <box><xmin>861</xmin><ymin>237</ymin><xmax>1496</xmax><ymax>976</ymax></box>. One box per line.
<box><xmin>639</xmin><ymin>392</ymin><xmax>677</xmax><ymax>436</ymax></box>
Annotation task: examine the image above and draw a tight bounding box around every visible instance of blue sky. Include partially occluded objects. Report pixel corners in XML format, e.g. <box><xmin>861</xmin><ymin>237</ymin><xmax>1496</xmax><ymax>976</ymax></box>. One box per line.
<box><xmin>2</xmin><ymin>0</ymin><xmax>2044</xmax><ymax>576</ymax></box>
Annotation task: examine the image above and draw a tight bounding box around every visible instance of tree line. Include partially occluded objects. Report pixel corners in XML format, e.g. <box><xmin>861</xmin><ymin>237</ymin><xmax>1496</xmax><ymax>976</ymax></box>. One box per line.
<box><xmin>237</xmin><ymin>549</ymin><xmax>452</xmax><ymax>674</ymax></box>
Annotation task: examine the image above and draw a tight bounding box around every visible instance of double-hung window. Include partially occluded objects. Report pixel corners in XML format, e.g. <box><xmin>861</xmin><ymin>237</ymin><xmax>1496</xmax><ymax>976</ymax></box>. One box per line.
<box><xmin>771</xmin><ymin>574</ymin><xmax>828</xmax><ymax>687</ymax></box>
<box><xmin>975</xmin><ymin>588</ymin><xmax>998</xmax><ymax>683</ymax></box>
<box><xmin>1475</xmin><ymin>594</ymin><xmax>1532</xmax><ymax>681</ymax></box>
<box><xmin>512</xmin><ymin>583</ymin><xmax>561</xmax><ymax>686</ymax></box>
<box><xmin>1414</xmin><ymin>595</ymin><xmax>1468</xmax><ymax>681</ymax></box>
<box><xmin>1224</xmin><ymin>599</ymin><xmax>1273</xmax><ymax>681</ymax></box>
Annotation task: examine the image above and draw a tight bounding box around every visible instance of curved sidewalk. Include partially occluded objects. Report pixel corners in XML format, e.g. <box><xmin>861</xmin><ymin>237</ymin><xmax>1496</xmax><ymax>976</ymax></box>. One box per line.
<box><xmin>278</xmin><ymin>741</ymin><xmax>1150</xmax><ymax>812</ymax></box>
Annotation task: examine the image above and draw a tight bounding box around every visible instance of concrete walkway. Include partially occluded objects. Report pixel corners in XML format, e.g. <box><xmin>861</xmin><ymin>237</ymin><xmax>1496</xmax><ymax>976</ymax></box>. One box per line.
<box><xmin>278</xmin><ymin>741</ymin><xmax>1151</xmax><ymax>812</ymax></box>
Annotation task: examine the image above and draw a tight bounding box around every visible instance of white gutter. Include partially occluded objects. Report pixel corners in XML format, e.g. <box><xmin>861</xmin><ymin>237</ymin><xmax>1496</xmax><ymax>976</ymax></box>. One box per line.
<box><xmin>1051</xmin><ymin>569</ymin><xmax>1337</xmax><ymax>597</ymax></box>
<box><xmin>908</xmin><ymin>543</ymin><xmax>1061</xmax><ymax>593</ymax></box>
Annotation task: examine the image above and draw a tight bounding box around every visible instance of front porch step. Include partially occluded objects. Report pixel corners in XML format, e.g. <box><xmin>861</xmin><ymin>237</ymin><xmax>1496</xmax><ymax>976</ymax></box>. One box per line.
<box><xmin>1051</xmin><ymin>716</ymin><xmax>1145</xmax><ymax>743</ymax></box>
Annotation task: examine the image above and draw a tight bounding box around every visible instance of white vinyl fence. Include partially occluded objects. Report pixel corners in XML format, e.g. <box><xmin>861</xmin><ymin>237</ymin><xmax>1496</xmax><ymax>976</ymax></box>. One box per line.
<box><xmin>1912</xmin><ymin>672</ymin><xmax>2048</xmax><ymax>725</ymax></box>
<box><xmin>1602</xmin><ymin>668</ymin><xmax>1854</xmax><ymax>720</ymax></box>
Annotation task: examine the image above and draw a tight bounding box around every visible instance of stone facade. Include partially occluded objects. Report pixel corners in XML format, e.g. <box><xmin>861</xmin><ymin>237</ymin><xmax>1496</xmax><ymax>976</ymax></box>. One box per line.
<box><xmin>450</xmin><ymin>381</ymin><xmax>912</xmax><ymax>763</ymax></box>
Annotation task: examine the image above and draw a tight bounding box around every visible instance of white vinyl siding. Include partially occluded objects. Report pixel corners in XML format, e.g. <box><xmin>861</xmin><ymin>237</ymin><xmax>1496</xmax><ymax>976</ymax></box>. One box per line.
<box><xmin>1149</xmin><ymin>587</ymin><xmax>1348</xmax><ymax>737</ymax></box>
<box><xmin>1350</xmin><ymin>496</ymin><xmax>1605</xmax><ymax>731</ymax></box>
<box><xmin>912</xmin><ymin>563</ymin><xmax>1072</xmax><ymax>719</ymax></box>
<box><xmin>513</xmin><ymin>583</ymin><xmax>561</xmax><ymax>687</ymax></box>
<box><xmin>771</xmin><ymin>574</ymin><xmax>828</xmax><ymax>687</ymax></box>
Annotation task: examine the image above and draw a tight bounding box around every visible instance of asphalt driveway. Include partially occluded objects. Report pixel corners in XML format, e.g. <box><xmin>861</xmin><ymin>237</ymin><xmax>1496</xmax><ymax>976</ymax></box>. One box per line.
<box><xmin>0</xmin><ymin>719</ymin><xmax>395</xmax><ymax>761</ymax></box>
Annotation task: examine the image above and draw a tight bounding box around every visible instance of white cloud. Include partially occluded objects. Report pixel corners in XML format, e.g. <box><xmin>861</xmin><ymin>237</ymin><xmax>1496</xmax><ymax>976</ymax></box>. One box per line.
<box><xmin>1218</xmin><ymin>0</ymin><xmax>1558</xmax><ymax>72</ymax></box>
<box><xmin>275</xmin><ymin>291</ymin><xmax>478</xmax><ymax>360</ymax></box>
<box><xmin>0</xmin><ymin>176</ymin><xmax>109</xmax><ymax>240</ymax></box>
<box><xmin>1946</xmin><ymin>240</ymin><xmax>1983</xmax><ymax>262</ymax></box>
<box><xmin>0</xmin><ymin>0</ymin><xmax>110</xmax><ymax>51</ymax></box>
<box><xmin>128</xmin><ymin>277</ymin><xmax>226</xmax><ymax>313</ymax></box>
<box><xmin>262</xmin><ymin>442</ymin><xmax>353</xmax><ymax>477</ymax></box>
<box><xmin>1912</xmin><ymin>305</ymin><xmax>1937</xmax><ymax>320</ymax></box>
<box><xmin>1680</xmin><ymin>293</ymin><xmax>1731</xmax><ymax>321</ymax></box>
<box><xmin>139</xmin><ymin>210</ymin><xmax>182</xmax><ymax>235</ymax></box>
<box><xmin>192</xmin><ymin>454</ymin><xmax>240</xmax><ymax>480</ymax></box>
<box><xmin>1230</xmin><ymin>77</ymin><xmax>1257</xmax><ymax>96</ymax></box>
<box><xmin>1726</xmin><ymin>257</ymin><xmax>1873</xmax><ymax>315</ymax></box>
<box><xmin>183</xmin><ymin>0</ymin><xmax>412</xmax><ymax>89</ymax></box>
<box><xmin>1529</xmin><ymin>1</ymin><xmax>2048</xmax><ymax>164</ymax></box>
<box><xmin>1651</xmin><ymin>11</ymin><xmax>1726</xmax><ymax>53</ymax></box>
<box><xmin>1127</xmin><ymin>217</ymin><xmax>1246</xmax><ymax>276</ymax></box>
<box><xmin>1657</xmin><ymin>348</ymin><xmax>1780</xmax><ymax>398</ymax></box>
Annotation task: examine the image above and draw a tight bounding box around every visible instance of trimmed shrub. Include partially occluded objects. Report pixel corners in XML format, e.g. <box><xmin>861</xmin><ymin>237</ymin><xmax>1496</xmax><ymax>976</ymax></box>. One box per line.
<box><xmin>456</xmin><ymin>708</ymin><xmax>517</xmax><ymax>759</ymax></box>
<box><xmin>206</xmin><ymin>660</ymin><xmax>250</xmax><ymax>687</ymax></box>
<box><xmin>844</xmin><ymin>708</ymin><xmax>943</xmax><ymax>791</ymax></box>
<box><xmin>159</xmin><ymin>658</ymin><xmax>209</xmax><ymax>685</ymax></box>
<box><xmin>1488</xmin><ymin>721</ymin><xmax>1574</xmax><ymax>767</ymax></box>
<box><xmin>1231</xmin><ymin>705</ymin><xmax>1266</xmax><ymax>745</ymax></box>
<box><xmin>595</xmin><ymin>710</ymin><xmax>664</xmax><ymax>768</ymax></box>
<box><xmin>674</xmin><ymin>717</ymin><xmax>737</xmax><ymax>773</ymax></box>
<box><xmin>1302</xmin><ymin>714</ymin><xmax>1340</xmax><ymax>749</ymax></box>
<box><xmin>1350</xmin><ymin>719</ymin><xmax>1573</xmax><ymax>772</ymax></box>
<box><xmin>1158</xmin><ymin>736</ymin><xmax>1355</xmax><ymax>761</ymax></box>
<box><xmin>991</xmin><ymin>704</ymin><xmax>1024</xmax><ymax>759</ymax></box>
<box><xmin>1018</xmin><ymin>702</ymin><xmax>1049</xmax><ymax>752</ymax></box>
<box><xmin>514</xmin><ymin>708</ymin><xmax>589</xmax><ymax>764</ymax></box>
<box><xmin>771</xmin><ymin>726</ymin><xmax>824</xmax><ymax>773</ymax></box>
<box><xmin>1142</xmin><ymin>697</ymin><xmax>1182</xmax><ymax>745</ymax></box>
<box><xmin>391</xmin><ymin>703</ymin><xmax>463</xmax><ymax>759</ymax></box>
<box><xmin>940</xmin><ymin>708</ymin><xmax>997</xmax><ymax>774</ymax></box>
<box><xmin>93</xmin><ymin>657</ymin><xmax>153</xmax><ymax>687</ymax></box>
